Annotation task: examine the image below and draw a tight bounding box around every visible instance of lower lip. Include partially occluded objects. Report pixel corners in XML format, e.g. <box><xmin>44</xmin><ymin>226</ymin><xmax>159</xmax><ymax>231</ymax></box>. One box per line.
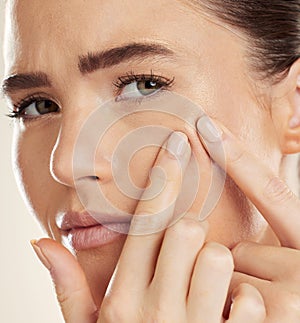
<box><xmin>68</xmin><ymin>223</ymin><xmax>129</xmax><ymax>251</ymax></box>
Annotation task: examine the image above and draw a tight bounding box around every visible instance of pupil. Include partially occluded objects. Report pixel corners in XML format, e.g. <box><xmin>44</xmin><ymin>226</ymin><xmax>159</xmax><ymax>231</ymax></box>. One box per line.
<box><xmin>44</xmin><ymin>100</ymin><xmax>53</xmax><ymax>108</ymax></box>
<box><xmin>137</xmin><ymin>80</ymin><xmax>160</xmax><ymax>96</ymax></box>
<box><xmin>147</xmin><ymin>80</ymin><xmax>157</xmax><ymax>88</ymax></box>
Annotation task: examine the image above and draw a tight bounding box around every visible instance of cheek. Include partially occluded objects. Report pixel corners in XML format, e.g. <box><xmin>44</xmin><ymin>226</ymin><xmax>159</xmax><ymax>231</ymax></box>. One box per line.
<box><xmin>94</xmin><ymin>110</ymin><xmax>213</xmax><ymax>215</ymax></box>
<box><xmin>12</xmin><ymin>121</ymin><xmax>62</xmax><ymax>232</ymax></box>
<box><xmin>222</xmin><ymin>104</ymin><xmax>281</xmax><ymax>173</ymax></box>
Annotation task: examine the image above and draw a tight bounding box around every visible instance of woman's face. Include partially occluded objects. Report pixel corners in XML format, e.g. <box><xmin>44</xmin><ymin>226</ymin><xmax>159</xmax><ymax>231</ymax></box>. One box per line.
<box><xmin>3</xmin><ymin>0</ymin><xmax>282</xmax><ymax>305</ymax></box>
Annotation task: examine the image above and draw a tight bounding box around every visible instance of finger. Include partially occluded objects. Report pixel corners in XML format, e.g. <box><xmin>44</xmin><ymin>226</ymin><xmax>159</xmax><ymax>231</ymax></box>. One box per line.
<box><xmin>110</xmin><ymin>132</ymin><xmax>191</xmax><ymax>293</ymax></box>
<box><xmin>232</xmin><ymin>241</ymin><xmax>300</xmax><ymax>281</ymax></box>
<box><xmin>187</xmin><ymin>242</ymin><xmax>234</xmax><ymax>323</ymax></box>
<box><xmin>31</xmin><ymin>239</ymin><xmax>98</xmax><ymax>323</ymax></box>
<box><xmin>149</xmin><ymin>217</ymin><xmax>208</xmax><ymax>307</ymax></box>
<box><xmin>227</xmin><ymin>283</ymin><xmax>266</xmax><ymax>323</ymax></box>
<box><xmin>196</xmin><ymin>115</ymin><xmax>300</xmax><ymax>249</ymax></box>
<box><xmin>230</xmin><ymin>271</ymin><xmax>271</xmax><ymax>300</ymax></box>
<box><xmin>232</xmin><ymin>271</ymin><xmax>300</xmax><ymax>322</ymax></box>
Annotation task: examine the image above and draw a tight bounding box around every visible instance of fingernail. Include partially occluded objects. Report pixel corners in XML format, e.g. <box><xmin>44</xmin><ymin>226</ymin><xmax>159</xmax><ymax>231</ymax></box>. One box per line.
<box><xmin>30</xmin><ymin>240</ymin><xmax>52</xmax><ymax>270</ymax></box>
<box><xmin>197</xmin><ymin>116</ymin><xmax>223</xmax><ymax>143</ymax></box>
<box><xmin>166</xmin><ymin>131</ymin><xmax>189</xmax><ymax>158</ymax></box>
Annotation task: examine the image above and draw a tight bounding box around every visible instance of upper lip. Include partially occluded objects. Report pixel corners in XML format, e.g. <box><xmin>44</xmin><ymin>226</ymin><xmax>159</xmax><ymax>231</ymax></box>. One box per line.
<box><xmin>56</xmin><ymin>211</ymin><xmax>132</xmax><ymax>231</ymax></box>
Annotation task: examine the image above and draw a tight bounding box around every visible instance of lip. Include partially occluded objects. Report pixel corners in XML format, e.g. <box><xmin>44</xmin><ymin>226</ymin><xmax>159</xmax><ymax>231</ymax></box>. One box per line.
<box><xmin>56</xmin><ymin>211</ymin><xmax>131</xmax><ymax>250</ymax></box>
<box><xmin>69</xmin><ymin>223</ymin><xmax>129</xmax><ymax>251</ymax></box>
<box><xmin>56</xmin><ymin>211</ymin><xmax>132</xmax><ymax>230</ymax></box>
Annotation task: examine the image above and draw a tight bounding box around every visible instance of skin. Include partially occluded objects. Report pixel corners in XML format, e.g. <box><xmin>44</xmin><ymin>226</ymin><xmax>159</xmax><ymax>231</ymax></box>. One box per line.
<box><xmin>3</xmin><ymin>0</ymin><xmax>300</xmax><ymax>321</ymax></box>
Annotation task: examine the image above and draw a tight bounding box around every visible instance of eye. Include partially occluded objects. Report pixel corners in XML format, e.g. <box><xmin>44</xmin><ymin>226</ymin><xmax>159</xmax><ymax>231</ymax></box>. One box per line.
<box><xmin>114</xmin><ymin>72</ymin><xmax>175</xmax><ymax>101</ymax></box>
<box><xmin>119</xmin><ymin>80</ymin><xmax>162</xmax><ymax>99</ymax></box>
<box><xmin>23</xmin><ymin>100</ymin><xmax>59</xmax><ymax>116</ymax></box>
<box><xmin>9</xmin><ymin>97</ymin><xmax>60</xmax><ymax>119</ymax></box>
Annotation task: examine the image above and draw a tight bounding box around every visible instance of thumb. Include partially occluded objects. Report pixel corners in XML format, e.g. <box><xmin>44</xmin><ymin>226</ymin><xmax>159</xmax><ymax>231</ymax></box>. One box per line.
<box><xmin>31</xmin><ymin>238</ymin><xmax>98</xmax><ymax>323</ymax></box>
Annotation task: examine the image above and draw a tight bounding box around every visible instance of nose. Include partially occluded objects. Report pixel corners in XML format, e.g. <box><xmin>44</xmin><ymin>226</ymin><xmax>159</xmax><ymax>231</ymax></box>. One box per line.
<box><xmin>50</xmin><ymin>112</ymin><xmax>112</xmax><ymax>187</ymax></box>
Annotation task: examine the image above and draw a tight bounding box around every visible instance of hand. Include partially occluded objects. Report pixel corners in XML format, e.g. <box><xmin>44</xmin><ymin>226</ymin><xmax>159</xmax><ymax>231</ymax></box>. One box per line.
<box><xmin>196</xmin><ymin>115</ymin><xmax>300</xmax><ymax>322</ymax></box>
<box><xmin>31</xmin><ymin>131</ymin><xmax>265</xmax><ymax>323</ymax></box>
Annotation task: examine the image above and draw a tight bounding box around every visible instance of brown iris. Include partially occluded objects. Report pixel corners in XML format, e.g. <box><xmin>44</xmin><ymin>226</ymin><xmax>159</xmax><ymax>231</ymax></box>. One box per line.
<box><xmin>32</xmin><ymin>100</ymin><xmax>59</xmax><ymax>115</ymax></box>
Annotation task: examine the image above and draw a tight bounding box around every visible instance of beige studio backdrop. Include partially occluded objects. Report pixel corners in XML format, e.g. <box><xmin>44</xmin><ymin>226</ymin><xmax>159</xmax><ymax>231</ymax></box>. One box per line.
<box><xmin>0</xmin><ymin>4</ymin><xmax>64</xmax><ymax>323</ymax></box>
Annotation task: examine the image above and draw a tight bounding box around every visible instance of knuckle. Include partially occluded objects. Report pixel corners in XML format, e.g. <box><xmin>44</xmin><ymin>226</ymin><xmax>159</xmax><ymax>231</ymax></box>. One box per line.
<box><xmin>55</xmin><ymin>285</ymin><xmax>79</xmax><ymax>306</ymax></box>
<box><xmin>233</xmin><ymin>283</ymin><xmax>265</xmax><ymax>311</ymax></box>
<box><xmin>168</xmin><ymin>217</ymin><xmax>206</xmax><ymax>243</ymax></box>
<box><xmin>135</xmin><ymin>207</ymin><xmax>160</xmax><ymax>218</ymax></box>
<box><xmin>55</xmin><ymin>285</ymin><xmax>91</xmax><ymax>319</ymax></box>
<box><xmin>56</xmin><ymin>290</ymin><xmax>69</xmax><ymax>308</ymax></box>
<box><xmin>141</xmin><ymin>299</ymin><xmax>183</xmax><ymax>323</ymax></box>
<box><xmin>142</xmin><ymin>308</ymin><xmax>175</xmax><ymax>323</ymax></box>
<box><xmin>263</xmin><ymin>176</ymin><xmax>295</xmax><ymax>204</ymax></box>
<box><xmin>201</xmin><ymin>242</ymin><xmax>234</xmax><ymax>269</ymax></box>
<box><xmin>100</xmin><ymin>295</ymin><xmax>129</xmax><ymax>322</ymax></box>
<box><xmin>231</xmin><ymin>241</ymin><xmax>253</xmax><ymax>257</ymax></box>
<box><xmin>151</xmin><ymin>166</ymin><xmax>178</xmax><ymax>186</ymax></box>
<box><xmin>227</xmin><ymin>145</ymin><xmax>247</xmax><ymax>166</ymax></box>
<box><xmin>231</xmin><ymin>284</ymin><xmax>266</xmax><ymax>321</ymax></box>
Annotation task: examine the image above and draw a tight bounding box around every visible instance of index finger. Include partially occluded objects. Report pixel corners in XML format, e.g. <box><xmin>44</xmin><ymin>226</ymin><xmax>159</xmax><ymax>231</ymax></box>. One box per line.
<box><xmin>196</xmin><ymin>115</ymin><xmax>300</xmax><ymax>249</ymax></box>
<box><xmin>106</xmin><ymin>131</ymin><xmax>192</xmax><ymax>294</ymax></box>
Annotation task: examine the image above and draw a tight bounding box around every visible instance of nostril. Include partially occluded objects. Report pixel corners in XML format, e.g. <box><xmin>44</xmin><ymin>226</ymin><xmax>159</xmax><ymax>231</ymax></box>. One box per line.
<box><xmin>75</xmin><ymin>175</ymin><xmax>100</xmax><ymax>182</ymax></box>
<box><xmin>90</xmin><ymin>176</ymin><xmax>100</xmax><ymax>180</ymax></box>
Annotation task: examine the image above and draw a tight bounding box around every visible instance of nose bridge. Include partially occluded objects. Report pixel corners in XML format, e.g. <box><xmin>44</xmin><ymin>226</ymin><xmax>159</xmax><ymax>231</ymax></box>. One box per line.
<box><xmin>50</xmin><ymin>107</ymin><xmax>112</xmax><ymax>187</ymax></box>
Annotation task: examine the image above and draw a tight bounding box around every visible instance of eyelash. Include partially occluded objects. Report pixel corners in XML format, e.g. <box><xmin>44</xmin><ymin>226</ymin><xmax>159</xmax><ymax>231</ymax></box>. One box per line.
<box><xmin>113</xmin><ymin>70</ymin><xmax>175</xmax><ymax>93</ymax></box>
<box><xmin>7</xmin><ymin>71</ymin><xmax>175</xmax><ymax>119</ymax></box>
<box><xmin>7</xmin><ymin>94</ymin><xmax>49</xmax><ymax>119</ymax></box>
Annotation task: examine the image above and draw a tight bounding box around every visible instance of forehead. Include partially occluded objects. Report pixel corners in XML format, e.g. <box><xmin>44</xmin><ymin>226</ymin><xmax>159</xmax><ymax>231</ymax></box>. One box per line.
<box><xmin>12</xmin><ymin>0</ymin><xmax>180</xmax><ymax>43</ymax></box>
<box><xmin>5</xmin><ymin>0</ymin><xmax>243</xmax><ymax>71</ymax></box>
<box><xmin>3</xmin><ymin>0</ymin><xmax>248</xmax><ymax>99</ymax></box>
<box><xmin>3</xmin><ymin>0</ymin><xmax>198</xmax><ymax>71</ymax></box>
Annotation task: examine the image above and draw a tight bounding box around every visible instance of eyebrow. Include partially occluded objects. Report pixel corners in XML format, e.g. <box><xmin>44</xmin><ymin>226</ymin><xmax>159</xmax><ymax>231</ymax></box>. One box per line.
<box><xmin>2</xmin><ymin>72</ymin><xmax>51</xmax><ymax>96</ymax></box>
<box><xmin>2</xmin><ymin>42</ymin><xmax>175</xmax><ymax>95</ymax></box>
<box><xmin>78</xmin><ymin>42</ymin><xmax>175</xmax><ymax>74</ymax></box>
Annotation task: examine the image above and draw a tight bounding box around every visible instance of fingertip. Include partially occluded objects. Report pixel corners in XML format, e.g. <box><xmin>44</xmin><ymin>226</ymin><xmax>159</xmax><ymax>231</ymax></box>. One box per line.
<box><xmin>196</xmin><ymin>116</ymin><xmax>224</xmax><ymax>144</ymax></box>
<box><xmin>230</xmin><ymin>283</ymin><xmax>266</xmax><ymax>322</ymax></box>
<box><xmin>30</xmin><ymin>242</ymin><xmax>98</xmax><ymax>323</ymax></box>
<box><xmin>184</xmin><ymin>212</ymin><xmax>210</xmax><ymax>233</ymax></box>
<box><xmin>196</xmin><ymin>116</ymin><xmax>228</xmax><ymax>169</ymax></box>
<box><xmin>30</xmin><ymin>238</ymin><xmax>52</xmax><ymax>271</ymax></box>
<box><xmin>33</xmin><ymin>237</ymin><xmax>57</xmax><ymax>249</ymax></box>
<box><xmin>35</xmin><ymin>237</ymin><xmax>74</xmax><ymax>256</ymax></box>
<box><xmin>31</xmin><ymin>238</ymin><xmax>77</xmax><ymax>278</ymax></box>
<box><xmin>232</xmin><ymin>283</ymin><xmax>265</xmax><ymax>307</ymax></box>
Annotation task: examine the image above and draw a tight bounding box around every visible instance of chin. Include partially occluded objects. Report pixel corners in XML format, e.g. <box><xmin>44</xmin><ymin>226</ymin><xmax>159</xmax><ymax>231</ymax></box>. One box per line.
<box><xmin>75</xmin><ymin>237</ymin><xmax>126</xmax><ymax>305</ymax></box>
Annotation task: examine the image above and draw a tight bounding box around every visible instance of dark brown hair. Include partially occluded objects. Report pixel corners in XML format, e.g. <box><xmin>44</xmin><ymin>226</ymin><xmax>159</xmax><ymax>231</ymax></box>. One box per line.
<box><xmin>186</xmin><ymin>0</ymin><xmax>300</xmax><ymax>191</ymax></box>
<box><xmin>187</xmin><ymin>0</ymin><xmax>300</xmax><ymax>82</ymax></box>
